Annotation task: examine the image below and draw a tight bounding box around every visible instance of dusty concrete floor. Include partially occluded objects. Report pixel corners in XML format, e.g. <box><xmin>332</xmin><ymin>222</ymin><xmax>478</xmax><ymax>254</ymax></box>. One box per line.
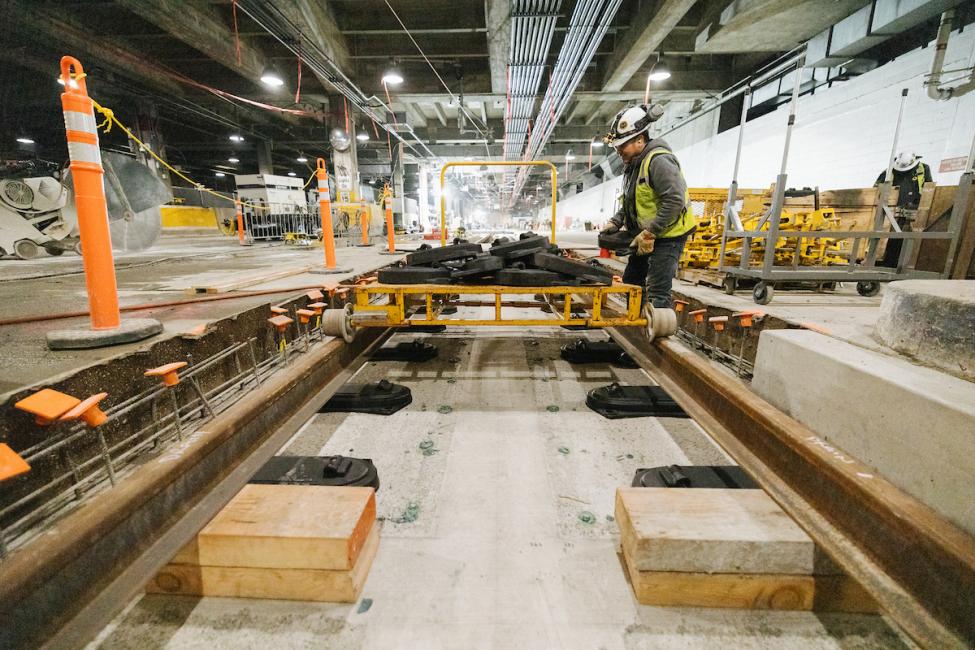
<box><xmin>0</xmin><ymin>232</ymin><xmax>412</xmax><ymax>395</ymax></box>
<box><xmin>90</xmin><ymin>312</ymin><xmax>910</xmax><ymax>649</ymax></box>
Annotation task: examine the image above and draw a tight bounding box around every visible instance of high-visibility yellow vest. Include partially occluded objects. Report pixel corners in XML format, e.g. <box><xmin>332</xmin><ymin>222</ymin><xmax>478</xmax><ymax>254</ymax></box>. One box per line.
<box><xmin>631</xmin><ymin>147</ymin><xmax>696</xmax><ymax>238</ymax></box>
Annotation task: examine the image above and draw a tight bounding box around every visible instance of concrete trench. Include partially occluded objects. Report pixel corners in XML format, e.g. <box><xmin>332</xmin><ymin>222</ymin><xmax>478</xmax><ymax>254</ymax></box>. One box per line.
<box><xmin>90</xmin><ymin>301</ymin><xmax>908</xmax><ymax>649</ymax></box>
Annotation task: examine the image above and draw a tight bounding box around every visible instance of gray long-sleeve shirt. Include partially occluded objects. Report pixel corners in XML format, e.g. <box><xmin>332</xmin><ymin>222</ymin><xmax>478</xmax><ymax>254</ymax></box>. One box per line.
<box><xmin>609</xmin><ymin>138</ymin><xmax>688</xmax><ymax>237</ymax></box>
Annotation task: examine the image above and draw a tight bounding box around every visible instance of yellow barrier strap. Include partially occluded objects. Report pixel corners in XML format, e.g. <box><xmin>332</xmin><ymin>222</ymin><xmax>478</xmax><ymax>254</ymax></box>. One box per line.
<box><xmin>90</xmin><ymin>99</ymin><xmax>317</xmax><ymax>213</ymax></box>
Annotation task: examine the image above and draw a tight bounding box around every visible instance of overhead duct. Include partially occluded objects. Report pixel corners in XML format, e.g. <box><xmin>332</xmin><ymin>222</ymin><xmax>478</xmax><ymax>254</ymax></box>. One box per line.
<box><xmin>509</xmin><ymin>0</ymin><xmax>623</xmax><ymax>203</ymax></box>
<box><xmin>502</xmin><ymin>1</ymin><xmax>562</xmax><ymax>164</ymax></box>
<box><xmin>805</xmin><ymin>0</ymin><xmax>967</xmax><ymax>68</ymax></box>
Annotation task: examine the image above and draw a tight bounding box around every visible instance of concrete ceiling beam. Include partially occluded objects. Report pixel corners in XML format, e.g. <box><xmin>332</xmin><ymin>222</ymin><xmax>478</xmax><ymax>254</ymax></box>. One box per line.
<box><xmin>601</xmin><ymin>0</ymin><xmax>698</xmax><ymax>92</ymax></box>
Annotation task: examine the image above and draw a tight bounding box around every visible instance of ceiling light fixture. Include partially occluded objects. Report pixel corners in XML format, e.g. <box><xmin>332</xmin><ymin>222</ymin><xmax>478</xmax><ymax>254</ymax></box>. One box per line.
<box><xmin>16</xmin><ymin>137</ymin><xmax>35</xmax><ymax>145</ymax></box>
<box><xmin>228</xmin><ymin>157</ymin><xmax>240</xmax><ymax>163</ymax></box>
<box><xmin>381</xmin><ymin>66</ymin><xmax>404</xmax><ymax>86</ymax></box>
<box><xmin>356</xmin><ymin>132</ymin><xmax>369</xmax><ymax>142</ymax></box>
<box><xmin>648</xmin><ymin>70</ymin><xmax>671</xmax><ymax>82</ymax></box>
<box><xmin>296</xmin><ymin>155</ymin><xmax>308</xmax><ymax>163</ymax></box>
<box><xmin>260</xmin><ymin>65</ymin><xmax>286</xmax><ymax>88</ymax></box>
<box><xmin>229</xmin><ymin>134</ymin><xmax>245</xmax><ymax>143</ymax></box>
<box><xmin>215</xmin><ymin>172</ymin><xmax>226</xmax><ymax>177</ymax></box>
<box><xmin>287</xmin><ymin>171</ymin><xmax>297</xmax><ymax>177</ymax></box>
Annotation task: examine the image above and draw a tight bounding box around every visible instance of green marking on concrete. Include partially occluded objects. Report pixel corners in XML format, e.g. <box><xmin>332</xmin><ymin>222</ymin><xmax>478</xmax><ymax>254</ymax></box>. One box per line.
<box><xmin>558</xmin><ymin>446</ymin><xmax>570</xmax><ymax>455</ymax></box>
<box><xmin>438</xmin><ymin>405</ymin><xmax>453</xmax><ymax>414</ymax></box>
<box><xmin>546</xmin><ymin>405</ymin><xmax>559</xmax><ymax>413</ymax></box>
<box><xmin>446</xmin><ymin>378</ymin><xmax>456</xmax><ymax>384</ymax></box>
<box><xmin>578</xmin><ymin>511</ymin><xmax>596</xmax><ymax>525</ymax></box>
<box><xmin>394</xmin><ymin>501</ymin><xmax>421</xmax><ymax>524</ymax></box>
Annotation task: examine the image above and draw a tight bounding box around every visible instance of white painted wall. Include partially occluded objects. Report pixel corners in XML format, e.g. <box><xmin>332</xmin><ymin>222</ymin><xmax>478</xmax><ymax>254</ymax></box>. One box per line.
<box><xmin>542</xmin><ymin>26</ymin><xmax>975</xmax><ymax>222</ymax></box>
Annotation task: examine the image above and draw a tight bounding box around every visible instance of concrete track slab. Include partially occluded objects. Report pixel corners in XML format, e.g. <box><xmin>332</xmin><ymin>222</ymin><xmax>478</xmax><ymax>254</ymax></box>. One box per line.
<box><xmin>92</xmin><ymin>322</ymin><xmax>907</xmax><ymax>649</ymax></box>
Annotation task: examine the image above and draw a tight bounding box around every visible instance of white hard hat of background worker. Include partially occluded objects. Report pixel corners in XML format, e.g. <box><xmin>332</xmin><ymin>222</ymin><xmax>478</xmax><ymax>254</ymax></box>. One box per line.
<box><xmin>893</xmin><ymin>150</ymin><xmax>922</xmax><ymax>172</ymax></box>
<box><xmin>605</xmin><ymin>103</ymin><xmax>665</xmax><ymax>148</ymax></box>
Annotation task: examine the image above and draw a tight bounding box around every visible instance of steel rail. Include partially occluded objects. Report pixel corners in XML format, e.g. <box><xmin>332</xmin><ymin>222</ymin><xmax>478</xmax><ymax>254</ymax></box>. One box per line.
<box><xmin>0</xmin><ymin>326</ymin><xmax>390</xmax><ymax>649</ymax></box>
<box><xmin>607</xmin><ymin>326</ymin><xmax>975</xmax><ymax>649</ymax></box>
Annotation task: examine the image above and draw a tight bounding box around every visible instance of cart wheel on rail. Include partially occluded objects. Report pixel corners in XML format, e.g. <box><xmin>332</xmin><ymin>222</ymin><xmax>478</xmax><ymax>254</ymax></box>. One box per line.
<box><xmin>752</xmin><ymin>281</ymin><xmax>774</xmax><ymax>305</ymax></box>
<box><xmin>14</xmin><ymin>239</ymin><xmax>39</xmax><ymax>260</ymax></box>
<box><xmin>322</xmin><ymin>303</ymin><xmax>356</xmax><ymax>343</ymax></box>
<box><xmin>856</xmin><ymin>281</ymin><xmax>881</xmax><ymax>297</ymax></box>
<box><xmin>723</xmin><ymin>275</ymin><xmax>737</xmax><ymax>295</ymax></box>
<box><xmin>645</xmin><ymin>305</ymin><xmax>678</xmax><ymax>343</ymax></box>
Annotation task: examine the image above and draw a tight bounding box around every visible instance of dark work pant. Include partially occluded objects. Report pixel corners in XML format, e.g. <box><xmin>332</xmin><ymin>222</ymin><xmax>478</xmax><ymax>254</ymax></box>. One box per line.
<box><xmin>878</xmin><ymin>217</ymin><xmax>909</xmax><ymax>268</ymax></box>
<box><xmin>622</xmin><ymin>232</ymin><xmax>690</xmax><ymax>309</ymax></box>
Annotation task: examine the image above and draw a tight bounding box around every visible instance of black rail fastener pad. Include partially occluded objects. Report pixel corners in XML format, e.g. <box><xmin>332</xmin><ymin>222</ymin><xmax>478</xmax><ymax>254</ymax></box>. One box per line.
<box><xmin>631</xmin><ymin>465</ymin><xmax>758</xmax><ymax>490</ymax></box>
<box><xmin>489</xmin><ymin>235</ymin><xmax>550</xmax><ymax>259</ymax></box>
<box><xmin>532</xmin><ymin>252</ymin><xmax>615</xmax><ymax>285</ymax></box>
<box><xmin>585</xmin><ymin>382</ymin><xmax>689</xmax><ymax>419</ymax></box>
<box><xmin>320</xmin><ymin>379</ymin><xmax>412</xmax><ymax>415</ymax></box>
<box><xmin>405</xmin><ymin>242</ymin><xmax>483</xmax><ymax>266</ymax></box>
<box><xmin>250</xmin><ymin>455</ymin><xmax>381</xmax><ymax>490</ymax></box>
<box><xmin>560</xmin><ymin>339</ymin><xmax>636</xmax><ymax>367</ymax></box>
<box><xmin>496</xmin><ymin>268</ymin><xmax>566</xmax><ymax>286</ymax></box>
<box><xmin>408</xmin><ymin>324</ymin><xmax>448</xmax><ymax>333</ymax></box>
<box><xmin>451</xmin><ymin>254</ymin><xmax>504</xmax><ymax>279</ymax></box>
<box><xmin>378</xmin><ymin>266</ymin><xmax>452</xmax><ymax>284</ymax></box>
<box><xmin>597</xmin><ymin>230</ymin><xmax>635</xmax><ymax>255</ymax></box>
<box><xmin>370</xmin><ymin>339</ymin><xmax>438</xmax><ymax>362</ymax></box>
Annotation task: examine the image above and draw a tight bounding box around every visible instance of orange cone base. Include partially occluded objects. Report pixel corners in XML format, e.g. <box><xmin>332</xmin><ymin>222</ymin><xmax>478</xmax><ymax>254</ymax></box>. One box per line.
<box><xmin>46</xmin><ymin>318</ymin><xmax>163</xmax><ymax>350</ymax></box>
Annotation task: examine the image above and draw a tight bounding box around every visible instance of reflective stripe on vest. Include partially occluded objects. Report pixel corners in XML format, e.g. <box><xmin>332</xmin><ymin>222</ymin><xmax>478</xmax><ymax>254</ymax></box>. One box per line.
<box><xmin>635</xmin><ymin>147</ymin><xmax>695</xmax><ymax>239</ymax></box>
<box><xmin>914</xmin><ymin>162</ymin><xmax>926</xmax><ymax>194</ymax></box>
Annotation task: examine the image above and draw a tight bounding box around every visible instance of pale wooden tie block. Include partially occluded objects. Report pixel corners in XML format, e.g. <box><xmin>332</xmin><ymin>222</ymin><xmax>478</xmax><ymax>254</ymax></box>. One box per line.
<box><xmin>148</xmin><ymin>484</ymin><xmax>378</xmax><ymax>602</ymax></box>
<box><xmin>616</xmin><ymin>487</ymin><xmax>877</xmax><ymax>612</ymax></box>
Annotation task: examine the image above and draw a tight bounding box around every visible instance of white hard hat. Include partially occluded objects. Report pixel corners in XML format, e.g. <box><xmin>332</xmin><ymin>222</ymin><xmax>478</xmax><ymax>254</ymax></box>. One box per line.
<box><xmin>606</xmin><ymin>103</ymin><xmax>664</xmax><ymax>148</ymax></box>
<box><xmin>893</xmin><ymin>151</ymin><xmax>921</xmax><ymax>172</ymax></box>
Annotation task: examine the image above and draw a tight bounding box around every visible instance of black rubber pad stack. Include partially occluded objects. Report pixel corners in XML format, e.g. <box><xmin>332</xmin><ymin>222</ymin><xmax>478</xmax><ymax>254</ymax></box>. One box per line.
<box><xmin>489</xmin><ymin>235</ymin><xmax>550</xmax><ymax>262</ymax></box>
<box><xmin>533</xmin><ymin>252</ymin><xmax>615</xmax><ymax>285</ymax></box>
<box><xmin>451</xmin><ymin>254</ymin><xmax>504</xmax><ymax>281</ymax></box>
<box><xmin>405</xmin><ymin>242</ymin><xmax>483</xmax><ymax>266</ymax></box>
<box><xmin>378</xmin><ymin>266</ymin><xmax>452</xmax><ymax>284</ymax></box>
<box><xmin>496</xmin><ymin>268</ymin><xmax>566</xmax><ymax>286</ymax></box>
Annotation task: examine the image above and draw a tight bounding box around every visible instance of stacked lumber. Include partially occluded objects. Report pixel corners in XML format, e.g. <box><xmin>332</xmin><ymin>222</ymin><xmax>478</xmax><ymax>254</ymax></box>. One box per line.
<box><xmin>148</xmin><ymin>485</ymin><xmax>378</xmax><ymax>602</ymax></box>
<box><xmin>615</xmin><ymin>487</ymin><xmax>876</xmax><ymax>612</ymax></box>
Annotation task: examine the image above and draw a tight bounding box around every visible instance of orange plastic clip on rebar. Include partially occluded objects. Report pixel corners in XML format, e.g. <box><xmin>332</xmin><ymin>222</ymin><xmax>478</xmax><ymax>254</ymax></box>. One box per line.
<box><xmin>270</xmin><ymin>306</ymin><xmax>288</xmax><ymax>315</ymax></box>
<box><xmin>59</xmin><ymin>393</ymin><xmax>109</xmax><ymax>427</ymax></box>
<box><xmin>316</xmin><ymin>158</ymin><xmax>338</xmax><ymax>269</ymax></box>
<box><xmin>306</xmin><ymin>289</ymin><xmax>324</xmax><ymax>302</ymax></box>
<box><xmin>296</xmin><ymin>309</ymin><xmax>316</xmax><ymax>325</ymax></box>
<box><xmin>709</xmin><ymin>316</ymin><xmax>729</xmax><ymax>332</ymax></box>
<box><xmin>268</xmin><ymin>315</ymin><xmax>294</xmax><ymax>332</ymax></box>
<box><xmin>733</xmin><ymin>310</ymin><xmax>764</xmax><ymax>328</ymax></box>
<box><xmin>673</xmin><ymin>299</ymin><xmax>690</xmax><ymax>314</ymax></box>
<box><xmin>145</xmin><ymin>361</ymin><xmax>189</xmax><ymax>387</ymax></box>
<box><xmin>0</xmin><ymin>443</ymin><xmax>31</xmax><ymax>481</ymax></box>
<box><xmin>14</xmin><ymin>388</ymin><xmax>81</xmax><ymax>425</ymax></box>
<box><xmin>307</xmin><ymin>301</ymin><xmax>327</xmax><ymax>314</ymax></box>
<box><xmin>688</xmin><ymin>308</ymin><xmax>707</xmax><ymax>324</ymax></box>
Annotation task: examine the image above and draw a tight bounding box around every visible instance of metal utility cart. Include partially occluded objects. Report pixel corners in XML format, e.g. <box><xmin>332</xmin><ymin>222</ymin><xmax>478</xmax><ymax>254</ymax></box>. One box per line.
<box><xmin>718</xmin><ymin>69</ymin><xmax>967</xmax><ymax>305</ymax></box>
<box><xmin>320</xmin><ymin>161</ymin><xmax>679</xmax><ymax>342</ymax></box>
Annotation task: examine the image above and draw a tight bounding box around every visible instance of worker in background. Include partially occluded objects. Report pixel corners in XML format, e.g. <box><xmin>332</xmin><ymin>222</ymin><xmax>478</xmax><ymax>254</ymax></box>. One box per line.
<box><xmin>875</xmin><ymin>150</ymin><xmax>932</xmax><ymax>268</ymax></box>
<box><xmin>600</xmin><ymin>104</ymin><xmax>695</xmax><ymax>309</ymax></box>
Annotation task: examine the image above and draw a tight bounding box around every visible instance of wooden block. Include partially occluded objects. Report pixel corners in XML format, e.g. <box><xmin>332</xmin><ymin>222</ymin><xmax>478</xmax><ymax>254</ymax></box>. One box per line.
<box><xmin>198</xmin><ymin>485</ymin><xmax>376</xmax><ymax>571</ymax></box>
<box><xmin>621</xmin><ymin>549</ymin><xmax>814</xmax><ymax>610</ymax></box>
<box><xmin>148</xmin><ymin>524</ymin><xmax>379</xmax><ymax>603</ymax></box>
<box><xmin>813</xmin><ymin>575</ymin><xmax>880</xmax><ymax>614</ymax></box>
<box><xmin>616</xmin><ymin>488</ymin><xmax>814</xmax><ymax>575</ymax></box>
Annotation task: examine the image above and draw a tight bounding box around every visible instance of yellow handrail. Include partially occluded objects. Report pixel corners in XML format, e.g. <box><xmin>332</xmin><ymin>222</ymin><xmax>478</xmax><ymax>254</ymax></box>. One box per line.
<box><xmin>439</xmin><ymin>161</ymin><xmax>558</xmax><ymax>246</ymax></box>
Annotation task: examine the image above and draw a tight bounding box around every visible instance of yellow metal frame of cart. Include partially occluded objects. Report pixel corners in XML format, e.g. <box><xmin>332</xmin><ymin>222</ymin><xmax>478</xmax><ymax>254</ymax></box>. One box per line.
<box><xmin>440</xmin><ymin>161</ymin><xmax>558</xmax><ymax>246</ymax></box>
<box><xmin>353</xmin><ymin>283</ymin><xmax>647</xmax><ymax>328</ymax></box>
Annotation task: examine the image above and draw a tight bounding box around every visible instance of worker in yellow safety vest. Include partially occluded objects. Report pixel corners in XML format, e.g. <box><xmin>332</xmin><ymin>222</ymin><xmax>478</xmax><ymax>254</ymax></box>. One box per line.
<box><xmin>875</xmin><ymin>150</ymin><xmax>932</xmax><ymax>268</ymax></box>
<box><xmin>600</xmin><ymin>103</ymin><xmax>696</xmax><ymax>308</ymax></box>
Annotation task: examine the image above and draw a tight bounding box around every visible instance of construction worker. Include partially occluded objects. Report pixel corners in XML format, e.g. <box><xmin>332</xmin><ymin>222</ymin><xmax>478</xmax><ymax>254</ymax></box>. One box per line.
<box><xmin>875</xmin><ymin>151</ymin><xmax>932</xmax><ymax>268</ymax></box>
<box><xmin>600</xmin><ymin>104</ymin><xmax>695</xmax><ymax>309</ymax></box>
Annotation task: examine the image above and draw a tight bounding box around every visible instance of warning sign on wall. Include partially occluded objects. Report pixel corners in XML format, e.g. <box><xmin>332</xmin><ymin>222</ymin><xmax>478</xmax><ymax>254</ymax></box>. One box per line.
<box><xmin>939</xmin><ymin>156</ymin><xmax>968</xmax><ymax>173</ymax></box>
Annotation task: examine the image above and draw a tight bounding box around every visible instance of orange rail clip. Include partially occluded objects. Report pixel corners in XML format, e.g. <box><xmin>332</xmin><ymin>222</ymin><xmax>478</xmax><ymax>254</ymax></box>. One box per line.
<box><xmin>296</xmin><ymin>308</ymin><xmax>316</xmax><ymax>324</ymax></box>
<box><xmin>270</xmin><ymin>306</ymin><xmax>288</xmax><ymax>315</ymax></box>
<box><xmin>306</xmin><ymin>290</ymin><xmax>324</xmax><ymax>301</ymax></box>
<box><xmin>268</xmin><ymin>315</ymin><xmax>294</xmax><ymax>332</ymax></box>
<box><xmin>145</xmin><ymin>361</ymin><xmax>189</xmax><ymax>387</ymax></box>
<box><xmin>708</xmin><ymin>315</ymin><xmax>729</xmax><ymax>331</ymax></box>
<box><xmin>673</xmin><ymin>299</ymin><xmax>690</xmax><ymax>313</ymax></box>
<box><xmin>307</xmin><ymin>301</ymin><xmax>327</xmax><ymax>314</ymax></box>
<box><xmin>688</xmin><ymin>308</ymin><xmax>707</xmax><ymax>323</ymax></box>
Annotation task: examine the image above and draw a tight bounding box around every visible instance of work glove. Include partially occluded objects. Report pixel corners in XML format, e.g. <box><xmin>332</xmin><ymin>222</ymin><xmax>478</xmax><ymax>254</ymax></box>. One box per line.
<box><xmin>629</xmin><ymin>229</ymin><xmax>656</xmax><ymax>255</ymax></box>
<box><xmin>600</xmin><ymin>223</ymin><xmax>620</xmax><ymax>235</ymax></box>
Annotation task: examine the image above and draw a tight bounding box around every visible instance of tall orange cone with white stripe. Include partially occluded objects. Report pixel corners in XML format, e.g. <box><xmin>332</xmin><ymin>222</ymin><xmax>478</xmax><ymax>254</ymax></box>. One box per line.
<box><xmin>383</xmin><ymin>184</ymin><xmax>396</xmax><ymax>254</ymax></box>
<box><xmin>47</xmin><ymin>56</ymin><xmax>162</xmax><ymax>350</ymax></box>
<box><xmin>309</xmin><ymin>157</ymin><xmax>348</xmax><ymax>275</ymax></box>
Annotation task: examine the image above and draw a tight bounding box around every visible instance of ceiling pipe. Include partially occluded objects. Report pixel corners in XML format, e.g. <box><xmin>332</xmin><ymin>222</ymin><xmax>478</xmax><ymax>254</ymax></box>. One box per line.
<box><xmin>926</xmin><ymin>9</ymin><xmax>975</xmax><ymax>100</ymax></box>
